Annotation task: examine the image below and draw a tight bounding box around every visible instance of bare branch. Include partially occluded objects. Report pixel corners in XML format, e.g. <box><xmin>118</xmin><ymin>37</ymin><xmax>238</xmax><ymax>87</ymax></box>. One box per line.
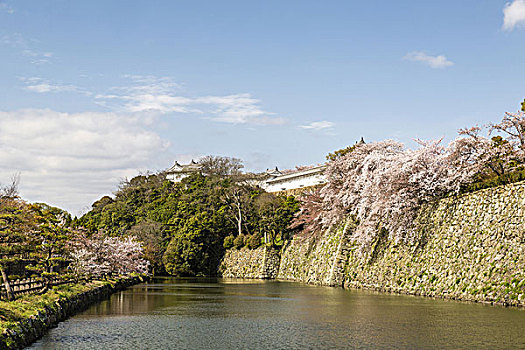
<box><xmin>1</xmin><ymin>173</ymin><xmax>20</xmax><ymax>199</ymax></box>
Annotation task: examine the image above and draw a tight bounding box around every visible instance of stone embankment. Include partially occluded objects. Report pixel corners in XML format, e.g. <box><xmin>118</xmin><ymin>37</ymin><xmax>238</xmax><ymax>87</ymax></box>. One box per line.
<box><xmin>342</xmin><ymin>182</ymin><xmax>525</xmax><ymax>306</ymax></box>
<box><xmin>220</xmin><ymin>246</ymin><xmax>280</xmax><ymax>279</ymax></box>
<box><xmin>220</xmin><ymin>181</ymin><xmax>525</xmax><ymax>307</ymax></box>
<box><xmin>0</xmin><ymin>276</ymin><xmax>146</xmax><ymax>350</ymax></box>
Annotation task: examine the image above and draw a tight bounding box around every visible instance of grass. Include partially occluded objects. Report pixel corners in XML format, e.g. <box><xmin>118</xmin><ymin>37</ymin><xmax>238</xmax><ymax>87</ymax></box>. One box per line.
<box><xmin>0</xmin><ymin>279</ymin><xmax>114</xmax><ymax>333</ymax></box>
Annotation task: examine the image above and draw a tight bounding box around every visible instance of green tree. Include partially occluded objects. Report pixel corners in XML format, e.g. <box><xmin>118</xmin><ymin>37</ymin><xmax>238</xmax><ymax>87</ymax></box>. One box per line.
<box><xmin>233</xmin><ymin>234</ymin><xmax>245</xmax><ymax>249</ymax></box>
<box><xmin>223</xmin><ymin>235</ymin><xmax>235</xmax><ymax>249</ymax></box>
<box><xmin>199</xmin><ymin>155</ymin><xmax>244</xmax><ymax>176</ymax></box>
<box><xmin>326</xmin><ymin>138</ymin><xmax>365</xmax><ymax>161</ymax></box>
<box><xmin>78</xmin><ymin>163</ymin><xmax>299</xmax><ymax>277</ymax></box>
<box><xmin>254</xmin><ymin>193</ymin><xmax>299</xmax><ymax>246</ymax></box>
<box><xmin>222</xmin><ymin>177</ymin><xmax>258</xmax><ymax>237</ymax></box>
<box><xmin>0</xmin><ymin>197</ymin><xmax>34</xmax><ymax>300</ymax></box>
<box><xmin>246</xmin><ymin>233</ymin><xmax>262</xmax><ymax>249</ymax></box>
<box><xmin>27</xmin><ymin>203</ymin><xmax>71</xmax><ymax>291</ymax></box>
<box><xmin>128</xmin><ymin>221</ymin><xmax>168</xmax><ymax>275</ymax></box>
<box><xmin>163</xmin><ymin>212</ymin><xmax>223</xmax><ymax>276</ymax></box>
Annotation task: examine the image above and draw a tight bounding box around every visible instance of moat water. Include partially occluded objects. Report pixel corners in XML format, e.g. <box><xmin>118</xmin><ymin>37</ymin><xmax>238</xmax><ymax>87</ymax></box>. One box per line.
<box><xmin>30</xmin><ymin>278</ymin><xmax>525</xmax><ymax>349</ymax></box>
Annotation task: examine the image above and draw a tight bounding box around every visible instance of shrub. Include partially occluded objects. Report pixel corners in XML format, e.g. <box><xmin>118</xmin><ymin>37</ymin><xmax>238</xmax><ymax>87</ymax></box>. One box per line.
<box><xmin>460</xmin><ymin>169</ymin><xmax>525</xmax><ymax>194</ymax></box>
<box><xmin>247</xmin><ymin>233</ymin><xmax>262</xmax><ymax>249</ymax></box>
<box><xmin>233</xmin><ymin>234</ymin><xmax>245</xmax><ymax>249</ymax></box>
<box><xmin>223</xmin><ymin>235</ymin><xmax>235</xmax><ymax>249</ymax></box>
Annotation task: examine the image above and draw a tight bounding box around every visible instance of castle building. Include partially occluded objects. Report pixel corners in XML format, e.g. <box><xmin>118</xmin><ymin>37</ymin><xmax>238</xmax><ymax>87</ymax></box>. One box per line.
<box><xmin>165</xmin><ymin>160</ymin><xmax>327</xmax><ymax>192</ymax></box>
<box><xmin>165</xmin><ymin>139</ymin><xmax>365</xmax><ymax>192</ymax></box>
<box><xmin>261</xmin><ymin>165</ymin><xmax>327</xmax><ymax>192</ymax></box>
<box><xmin>165</xmin><ymin>160</ymin><xmax>202</xmax><ymax>182</ymax></box>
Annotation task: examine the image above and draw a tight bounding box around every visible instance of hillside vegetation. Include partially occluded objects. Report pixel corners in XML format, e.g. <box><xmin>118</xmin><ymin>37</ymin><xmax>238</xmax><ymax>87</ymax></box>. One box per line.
<box><xmin>78</xmin><ymin>166</ymin><xmax>298</xmax><ymax>277</ymax></box>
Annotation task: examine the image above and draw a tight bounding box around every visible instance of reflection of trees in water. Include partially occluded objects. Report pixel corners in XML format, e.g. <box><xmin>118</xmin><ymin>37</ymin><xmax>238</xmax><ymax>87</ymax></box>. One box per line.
<box><xmin>41</xmin><ymin>279</ymin><xmax>525</xmax><ymax>349</ymax></box>
<box><xmin>87</xmin><ymin>278</ymin><xmax>229</xmax><ymax>316</ymax></box>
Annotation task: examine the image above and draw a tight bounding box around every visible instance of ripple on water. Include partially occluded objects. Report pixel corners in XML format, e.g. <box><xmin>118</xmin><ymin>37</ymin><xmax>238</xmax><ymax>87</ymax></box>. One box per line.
<box><xmin>29</xmin><ymin>278</ymin><xmax>525</xmax><ymax>350</ymax></box>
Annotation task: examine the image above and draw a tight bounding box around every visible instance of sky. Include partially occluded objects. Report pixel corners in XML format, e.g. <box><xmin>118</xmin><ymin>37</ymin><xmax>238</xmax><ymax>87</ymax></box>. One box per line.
<box><xmin>1</xmin><ymin>0</ymin><xmax>525</xmax><ymax>215</ymax></box>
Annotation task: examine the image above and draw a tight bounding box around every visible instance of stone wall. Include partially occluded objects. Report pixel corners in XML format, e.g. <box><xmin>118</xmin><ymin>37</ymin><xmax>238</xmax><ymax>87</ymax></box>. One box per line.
<box><xmin>221</xmin><ymin>181</ymin><xmax>525</xmax><ymax>307</ymax></box>
<box><xmin>277</xmin><ymin>221</ymin><xmax>352</xmax><ymax>286</ymax></box>
<box><xmin>220</xmin><ymin>223</ymin><xmax>351</xmax><ymax>286</ymax></box>
<box><xmin>219</xmin><ymin>246</ymin><xmax>280</xmax><ymax>279</ymax></box>
<box><xmin>342</xmin><ymin>182</ymin><xmax>525</xmax><ymax>306</ymax></box>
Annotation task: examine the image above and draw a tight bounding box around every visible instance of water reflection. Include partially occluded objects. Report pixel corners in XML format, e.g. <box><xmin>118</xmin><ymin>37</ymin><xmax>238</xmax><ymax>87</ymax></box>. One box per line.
<box><xmin>30</xmin><ymin>278</ymin><xmax>525</xmax><ymax>349</ymax></box>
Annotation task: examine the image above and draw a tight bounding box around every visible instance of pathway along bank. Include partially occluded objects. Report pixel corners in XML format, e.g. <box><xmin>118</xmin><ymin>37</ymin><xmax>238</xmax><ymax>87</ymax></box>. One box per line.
<box><xmin>0</xmin><ymin>276</ymin><xmax>146</xmax><ymax>350</ymax></box>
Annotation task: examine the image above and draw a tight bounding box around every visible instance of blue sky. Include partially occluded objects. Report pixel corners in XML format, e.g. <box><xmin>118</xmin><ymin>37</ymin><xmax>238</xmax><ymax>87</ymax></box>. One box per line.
<box><xmin>1</xmin><ymin>0</ymin><xmax>525</xmax><ymax>214</ymax></box>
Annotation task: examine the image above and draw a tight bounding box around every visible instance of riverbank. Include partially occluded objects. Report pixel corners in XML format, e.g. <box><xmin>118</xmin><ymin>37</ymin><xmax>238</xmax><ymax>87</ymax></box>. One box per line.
<box><xmin>221</xmin><ymin>181</ymin><xmax>525</xmax><ymax>308</ymax></box>
<box><xmin>0</xmin><ymin>275</ymin><xmax>147</xmax><ymax>350</ymax></box>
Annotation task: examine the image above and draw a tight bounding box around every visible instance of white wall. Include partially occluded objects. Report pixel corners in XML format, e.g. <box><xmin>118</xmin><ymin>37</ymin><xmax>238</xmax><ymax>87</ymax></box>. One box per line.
<box><xmin>166</xmin><ymin>173</ymin><xmax>190</xmax><ymax>182</ymax></box>
<box><xmin>264</xmin><ymin>173</ymin><xmax>326</xmax><ymax>192</ymax></box>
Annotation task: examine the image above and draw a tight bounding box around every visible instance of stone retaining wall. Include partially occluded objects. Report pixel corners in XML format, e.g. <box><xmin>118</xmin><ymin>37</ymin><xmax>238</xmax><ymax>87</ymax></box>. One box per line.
<box><xmin>0</xmin><ymin>276</ymin><xmax>146</xmax><ymax>349</ymax></box>
<box><xmin>221</xmin><ymin>181</ymin><xmax>525</xmax><ymax>307</ymax></box>
<box><xmin>219</xmin><ymin>247</ymin><xmax>280</xmax><ymax>279</ymax></box>
<box><xmin>342</xmin><ymin>182</ymin><xmax>525</xmax><ymax>306</ymax></box>
<box><xmin>277</xmin><ymin>221</ymin><xmax>352</xmax><ymax>286</ymax></box>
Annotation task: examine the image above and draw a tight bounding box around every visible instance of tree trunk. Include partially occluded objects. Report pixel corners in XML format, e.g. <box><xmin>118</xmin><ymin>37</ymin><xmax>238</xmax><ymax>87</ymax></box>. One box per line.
<box><xmin>1</xmin><ymin>267</ymin><xmax>14</xmax><ymax>301</ymax></box>
<box><xmin>237</xmin><ymin>206</ymin><xmax>242</xmax><ymax>236</ymax></box>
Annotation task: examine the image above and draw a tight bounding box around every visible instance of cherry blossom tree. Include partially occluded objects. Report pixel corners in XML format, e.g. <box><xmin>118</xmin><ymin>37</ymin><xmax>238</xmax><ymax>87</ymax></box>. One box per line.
<box><xmin>320</xmin><ymin>139</ymin><xmax>475</xmax><ymax>248</ymax></box>
<box><xmin>489</xmin><ymin>111</ymin><xmax>525</xmax><ymax>152</ymax></box>
<box><xmin>290</xmin><ymin>188</ymin><xmax>323</xmax><ymax>237</ymax></box>
<box><xmin>317</xmin><ymin>107</ymin><xmax>525</xmax><ymax>251</ymax></box>
<box><xmin>69</xmin><ymin>232</ymin><xmax>149</xmax><ymax>279</ymax></box>
<box><xmin>448</xmin><ymin>111</ymin><xmax>525</xmax><ymax>180</ymax></box>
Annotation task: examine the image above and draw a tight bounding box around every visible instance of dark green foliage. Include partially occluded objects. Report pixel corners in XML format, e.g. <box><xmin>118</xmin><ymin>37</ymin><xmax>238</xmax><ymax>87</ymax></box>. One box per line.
<box><xmin>0</xmin><ymin>200</ymin><xmax>34</xmax><ymax>266</ymax></box>
<box><xmin>460</xmin><ymin>169</ymin><xmax>525</xmax><ymax>194</ymax></box>
<box><xmin>0</xmin><ymin>196</ymin><xmax>38</xmax><ymax>299</ymax></box>
<box><xmin>223</xmin><ymin>235</ymin><xmax>235</xmax><ymax>249</ymax></box>
<box><xmin>78</xmin><ymin>174</ymin><xmax>171</xmax><ymax>236</ymax></box>
<box><xmin>246</xmin><ymin>233</ymin><xmax>262</xmax><ymax>249</ymax></box>
<box><xmin>161</xmin><ymin>174</ymin><xmax>238</xmax><ymax>276</ymax></box>
<box><xmin>326</xmin><ymin>144</ymin><xmax>357</xmax><ymax>162</ymax></box>
<box><xmin>254</xmin><ymin>194</ymin><xmax>300</xmax><ymax>246</ymax></box>
<box><xmin>326</xmin><ymin>138</ymin><xmax>364</xmax><ymax>161</ymax></box>
<box><xmin>127</xmin><ymin>221</ymin><xmax>167</xmax><ymax>275</ymax></box>
<box><xmin>233</xmin><ymin>234</ymin><xmax>245</xmax><ymax>249</ymax></box>
<box><xmin>26</xmin><ymin>203</ymin><xmax>72</xmax><ymax>290</ymax></box>
<box><xmin>79</xmin><ymin>171</ymin><xmax>300</xmax><ymax>277</ymax></box>
<box><xmin>0</xmin><ymin>195</ymin><xmax>74</xmax><ymax>297</ymax></box>
<box><xmin>163</xmin><ymin>212</ymin><xmax>222</xmax><ymax>276</ymax></box>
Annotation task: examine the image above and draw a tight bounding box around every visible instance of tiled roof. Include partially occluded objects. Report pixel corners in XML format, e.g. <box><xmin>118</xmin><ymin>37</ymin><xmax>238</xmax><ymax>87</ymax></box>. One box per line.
<box><xmin>265</xmin><ymin>164</ymin><xmax>326</xmax><ymax>184</ymax></box>
<box><xmin>166</xmin><ymin>160</ymin><xmax>202</xmax><ymax>174</ymax></box>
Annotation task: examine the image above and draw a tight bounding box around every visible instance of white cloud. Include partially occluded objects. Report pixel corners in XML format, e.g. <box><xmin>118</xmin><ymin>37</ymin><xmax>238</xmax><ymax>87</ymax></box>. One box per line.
<box><xmin>120</xmin><ymin>74</ymin><xmax>182</xmax><ymax>95</ymax></box>
<box><xmin>96</xmin><ymin>75</ymin><xmax>286</xmax><ymax>125</ymax></box>
<box><xmin>26</xmin><ymin>83</ymin><xmax>67</xmax><ymax>93</ymax></box>
<box><xmin>20</xmin><ymin>77</ymin><xmax>91</xmax><ymax>95</ymax></box>
<box><xmin>403</xmin><ymin>51</ymin><xmax>454</xmax><ymax>69</ymax></box>
<box><xmin>503</xmin><ymin>0</ymin><xmax>525</xmax><ymax>30</ymax></box>
<box><xmin>0</xmin><ymin>109</ymin><xmax>170</xmax><ymax>215</ymax></box>
<box><xmin>299</xmin><ymin>120</ymin><xmax>335</xmax><ymax>130</ymax></box>
<box><xmin>199</xmin><ymin>94</ymin><xmax>286</xmax><ymax>125</ymax></box>
<box><xmin>1</xmin><ymin>33</ymin><xmax>53</xmax><ymax>64</ymax></box>
<box><xmin>23</xmin><ymin>50</ymin><xmax>53</xmax><ymax>64</ymax></box>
